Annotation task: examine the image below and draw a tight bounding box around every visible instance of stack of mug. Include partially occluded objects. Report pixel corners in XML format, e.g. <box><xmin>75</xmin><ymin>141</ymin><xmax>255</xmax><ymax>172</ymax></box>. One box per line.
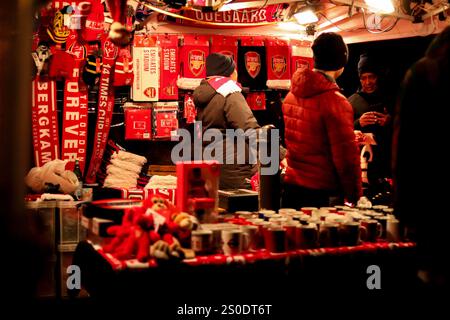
<box><xmin>190</xmin><ymin>206</ymin><xmax>402</xmax><ymax>256</ymax></box>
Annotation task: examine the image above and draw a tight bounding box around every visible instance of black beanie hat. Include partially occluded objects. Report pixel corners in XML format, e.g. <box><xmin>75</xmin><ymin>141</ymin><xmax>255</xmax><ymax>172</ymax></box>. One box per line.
<box><xmin>312</xmin><ymin>32</ymin><xmax>348</xmax><ymax>71</ymax></box>
<box><xmin>206</xmin><ymin>53</ymin><xmax>236</xmax><ymax>77</ymax></box>
<box><xmin>358</xmin><ymin>53</ymin><xmax>379</xmax><ymax>76</ymax></box>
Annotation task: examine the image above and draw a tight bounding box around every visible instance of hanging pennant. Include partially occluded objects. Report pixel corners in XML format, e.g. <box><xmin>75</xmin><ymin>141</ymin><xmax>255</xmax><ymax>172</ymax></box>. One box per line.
<box><xmin>210</xmin><ymin>36</ymin><xmax>238</xmax><ymax>66</ymax></box>
<box><xmin>266</xmin><ymin>39</ymin><xmax>291</xmax><ymax>90</ymax></box>
<box><xmin>290</xmin><ymin>39</ymin><xmax>314</xmax><ymax>75</ymax></box>
<box><xmin>132</xmin><ymin>34</ymin><xmax>159</xmax><ymax>101</ymax></box>
<box><xmin>157</xmin><ymin>34</ymin><xmax>179</xmax><ymax>100</ymax></box>
<box><xmin>177</xmin><ymin>35</ymin><xmax>209</xmax><ymax>90</ymax></box>
<box><xmin>238</xmin><ymin>36</ymin><xmax>267</xmax><ymax>90</ymax></box>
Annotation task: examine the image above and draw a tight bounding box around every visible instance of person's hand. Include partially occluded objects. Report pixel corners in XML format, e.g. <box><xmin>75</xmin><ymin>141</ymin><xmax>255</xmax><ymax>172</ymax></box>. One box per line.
<box><xmin>354</xmin><ymin>130</ymin><xmax>365</xmax><ymax>144</ymax></box>
<box><xmin>373</xmin><ymin>112</ymin><xmax>391</xmax><ymax>127</ymax></box>
<box><xmin>359</xmin><ymin>112</ymin><xmax>378</xmax><ymax>127</ymax></box>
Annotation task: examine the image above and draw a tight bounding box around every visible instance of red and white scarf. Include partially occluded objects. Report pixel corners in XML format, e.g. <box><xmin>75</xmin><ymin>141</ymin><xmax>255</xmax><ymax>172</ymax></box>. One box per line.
<box><xmin>85</xmin><ymin>39</ymin><xmax>118</xmax><ymax>184</ymax></box>
<box><xmin>207</xmin><ymin>76</ymin><xmax>241</xmax><ymax>97</ymax></box>
<box><xmin>32</xmin><ymin>78</ymin><xmax>59</xmax><ymax>167</ymax></box>
<box><xmin>61</xmin><ymin>41</ymin><xmax>89</xmax><ymax>172</ymax></box>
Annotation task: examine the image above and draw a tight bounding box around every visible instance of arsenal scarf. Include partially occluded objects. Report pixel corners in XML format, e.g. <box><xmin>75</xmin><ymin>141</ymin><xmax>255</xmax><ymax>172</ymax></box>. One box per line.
<box><xmin>85</xmin><ymin>39</ymin><xmax>118</xmax><ymax>184</ymax></box>
<box><xmin>157</xmin><ymin>34</ymin><xmax>179</xmax><ymax>100</ymax></box>
<box><xmin>177</xmin><ymin>35</ymin><xmax>209</xmax><ymax>90</ymax></box>
<box><xmin>114</xmin><ymin>47</ymin><xmax>133</xmax><ymax>87</ymax></box>
<box><xmin>266</xmin><ymin>39</ymin><xmax>291</xmax><ymax>90</ymax></box>
<box><xmin>238</xmin><ymin>36</ymin><xmax>267</xmax><ymax>90</ymax></box>
<box><xmin>210</xmin><ymin>36</ymin><xmax>238</xmax><ymax>66</ymax></box>
<box><xmin>290</xmin><ymin>40</ymin><xmax>314</xmax><ymax>75</ymax></box>
<box><xmin>32</xmin><ymin>78</ymin><xmax>59</xmax><ymax>167</ymax></box>
<box><xmin>62</xmin><ymin>41</ymin><xmax>89</xmax><ymax>173</ymax></box>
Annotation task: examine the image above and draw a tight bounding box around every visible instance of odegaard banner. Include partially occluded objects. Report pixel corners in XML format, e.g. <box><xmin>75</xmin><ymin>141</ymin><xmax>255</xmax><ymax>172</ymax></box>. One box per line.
<box><xmin>166</xmin><ymin>4</ymin><xmax>289</xmax><ymax>28</ymax></box>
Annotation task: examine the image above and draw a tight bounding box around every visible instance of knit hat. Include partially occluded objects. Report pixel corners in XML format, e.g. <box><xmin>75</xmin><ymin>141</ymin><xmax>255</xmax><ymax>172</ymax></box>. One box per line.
<box><xmin>206</xmin><ymin>53</ymin><xmax>236</xmax><ymax>77</ymax></box>
<box><xmin>312</xmin><ymin>32</ymin><xmax>348</xmax><ymax>71</ymax></box>
<box><xmin>358</xmin><ymin>53</ymin><xmax>380</xmax><ymax>76</ymax></box>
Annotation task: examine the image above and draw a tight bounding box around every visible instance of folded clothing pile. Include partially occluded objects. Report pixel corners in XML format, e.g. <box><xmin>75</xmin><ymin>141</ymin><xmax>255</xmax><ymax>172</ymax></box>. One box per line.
<box><xmin>103</xmin><ymin>150</ymin><xmax>147</xmax><ymax>189</ymax></box>
<box><xmin>144</xmin><ymin>175</ymin><xmax>177</xmax><ymax>189</ymax></box>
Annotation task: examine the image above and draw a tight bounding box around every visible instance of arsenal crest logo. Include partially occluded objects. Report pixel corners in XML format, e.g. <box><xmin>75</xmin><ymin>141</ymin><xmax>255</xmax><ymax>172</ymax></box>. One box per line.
<box><xmin>68</xmin><ymin>43</ymin><xmax>87</xmax><ymax>60</ymax></box>
<box><xmin>244</xmin><ymin>51</ymin><xmax>261</xmax><ymax>79</ymax></box>
<box><xmin>103</xmin><ymin>40</ymin><xmax>118</xmax><ymax>60</ymax></box>
<box><xmin>272</xmin><ymin>55</ymin><xmax>287</xmax><ymax>78</ymax></box>
<box><xmin>188</xmin><ymin>50</ymin><xmax>205</xmax><ymax>77</ymax></box>
<box><xmin>295</xmin><ymin>59</ymin><xmax>310</xmax><ymax>71</ymax></box>
<box><xmin>144</xmin><ymin>87</ymin><xmax>156</xmax><ymax>98</ymax></box>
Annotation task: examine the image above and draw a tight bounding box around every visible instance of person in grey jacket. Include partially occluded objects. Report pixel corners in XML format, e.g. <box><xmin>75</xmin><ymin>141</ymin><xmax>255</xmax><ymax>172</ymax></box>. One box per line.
<box><xmin>193</xmin><ymin>53</ymin><xmax>260</xmax><ymax>189</ymax></box>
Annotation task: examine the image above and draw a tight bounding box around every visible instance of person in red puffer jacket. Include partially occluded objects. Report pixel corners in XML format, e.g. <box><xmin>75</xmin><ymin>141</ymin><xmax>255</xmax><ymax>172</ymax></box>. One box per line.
<box><xmin>282</xmin><ymin>33</ymin><xmax>362</xmax><ymax>209</ymax></box>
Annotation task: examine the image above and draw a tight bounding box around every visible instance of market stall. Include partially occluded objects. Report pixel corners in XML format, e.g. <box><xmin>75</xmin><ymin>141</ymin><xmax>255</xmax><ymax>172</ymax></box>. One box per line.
<box><xmin>22</xmin><ymin>0</ymin><xmax>450</xmax><ymax>302</ymax></box>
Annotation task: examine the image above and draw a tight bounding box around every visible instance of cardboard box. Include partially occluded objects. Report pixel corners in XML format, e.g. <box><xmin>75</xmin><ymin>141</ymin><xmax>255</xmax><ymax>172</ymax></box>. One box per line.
<box><xmin>124</xmin><ymin>108</ymin><xmax>152</xmax><ymax>140</ymax></box>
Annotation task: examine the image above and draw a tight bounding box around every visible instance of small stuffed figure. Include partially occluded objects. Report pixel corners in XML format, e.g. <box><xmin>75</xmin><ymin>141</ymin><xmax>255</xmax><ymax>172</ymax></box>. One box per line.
<box><xmin>140</xmin><ymin>197</ymin><xmax>186</xmax><ymax>261</ymax></box>
<box><xmin>104</xmin><ymin>196</ymin><xmax>197</xmax><ymax>262</ymax></box>
<box><xmin>25</xmin><ymin>159</ymin><xmax>79</xmax><ymax>195</ymax></box>
<box><xmin>31</xmin><ymin>41</ymin><xmax>52</xmax><ymax>79</ymax></box>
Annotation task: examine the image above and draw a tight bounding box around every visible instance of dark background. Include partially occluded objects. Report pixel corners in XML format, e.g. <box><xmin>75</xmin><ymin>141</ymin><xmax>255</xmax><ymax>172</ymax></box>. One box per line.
<box><xmin>339</xmin><ymin>35</ymin><xmax>435</xmax><ymax>100</ymax></box>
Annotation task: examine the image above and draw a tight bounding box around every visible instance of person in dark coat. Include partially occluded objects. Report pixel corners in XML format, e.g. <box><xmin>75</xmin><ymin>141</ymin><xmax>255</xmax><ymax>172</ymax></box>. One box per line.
<box><xmin>193</xmin><ymin>53</ymin><xmax>260</xmax><ymax>189</ymax></box>
<box><xmin>348</xmin><ymin>54</ymin><xmax>393</xmax><ymax>192</ymax></box>
<box><xmin>392</xmin><ymin>26</ymin><xmax>450</xmax><ymax>291</ymax></box>
<box><xmin>282</xmin><ymin>33</ymin><xmax>362</xmax><ymax>208</ymax></box>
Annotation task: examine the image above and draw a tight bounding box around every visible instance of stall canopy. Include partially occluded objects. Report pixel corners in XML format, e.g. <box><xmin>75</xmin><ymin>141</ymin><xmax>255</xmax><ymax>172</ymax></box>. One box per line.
<box><xmin>134</xmin><ymin>0</ymin><xmax>450</xmax><ymax>42</ymax></box>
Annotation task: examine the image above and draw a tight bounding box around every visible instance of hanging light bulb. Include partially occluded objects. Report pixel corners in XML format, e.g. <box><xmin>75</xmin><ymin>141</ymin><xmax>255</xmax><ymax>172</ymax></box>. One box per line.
<box><xmin>294</xmin><ymin>9</ymin><xmax>319</xmax><ymax>25</ymax></box>
<box><xmin>364</xmin><ymin>0</ymin><xmax>395</xmax><ymax>14</ymax></box>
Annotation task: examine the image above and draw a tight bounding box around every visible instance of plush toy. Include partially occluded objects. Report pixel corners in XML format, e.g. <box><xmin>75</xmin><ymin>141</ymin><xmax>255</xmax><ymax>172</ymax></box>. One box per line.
<box><xmin>104</xmin><ymin>197</ymin><xmax>197</xmax><ymax>262</ymax></box>
<box><xmin>25</xmin><ymin>159</ymin><xmax>79</xmax><ymax>194</ymax></box>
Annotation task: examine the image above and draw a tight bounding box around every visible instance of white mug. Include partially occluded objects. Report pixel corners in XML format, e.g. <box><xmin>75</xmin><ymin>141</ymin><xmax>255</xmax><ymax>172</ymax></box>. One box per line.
<box><xmin>221</xmin><ymin>229</ymin><xmax>243</xmax><ymax>255</ymax></box>
<box><xmin>191</xmin><ymin>230</ymin><xmax>213</xmax><ymax>255</ymax></box>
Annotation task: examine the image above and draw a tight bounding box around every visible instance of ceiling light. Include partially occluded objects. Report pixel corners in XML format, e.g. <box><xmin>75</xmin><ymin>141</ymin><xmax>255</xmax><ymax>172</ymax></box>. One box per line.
<box><xmin>294</xmin><ymin>9</ymin><xmax>319</xmax><ymax>25</ymax></box>
<box><xmin>364</xmin><ymin>0</ymin><xmax>395</xmax><ymax>14</ymax></box>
